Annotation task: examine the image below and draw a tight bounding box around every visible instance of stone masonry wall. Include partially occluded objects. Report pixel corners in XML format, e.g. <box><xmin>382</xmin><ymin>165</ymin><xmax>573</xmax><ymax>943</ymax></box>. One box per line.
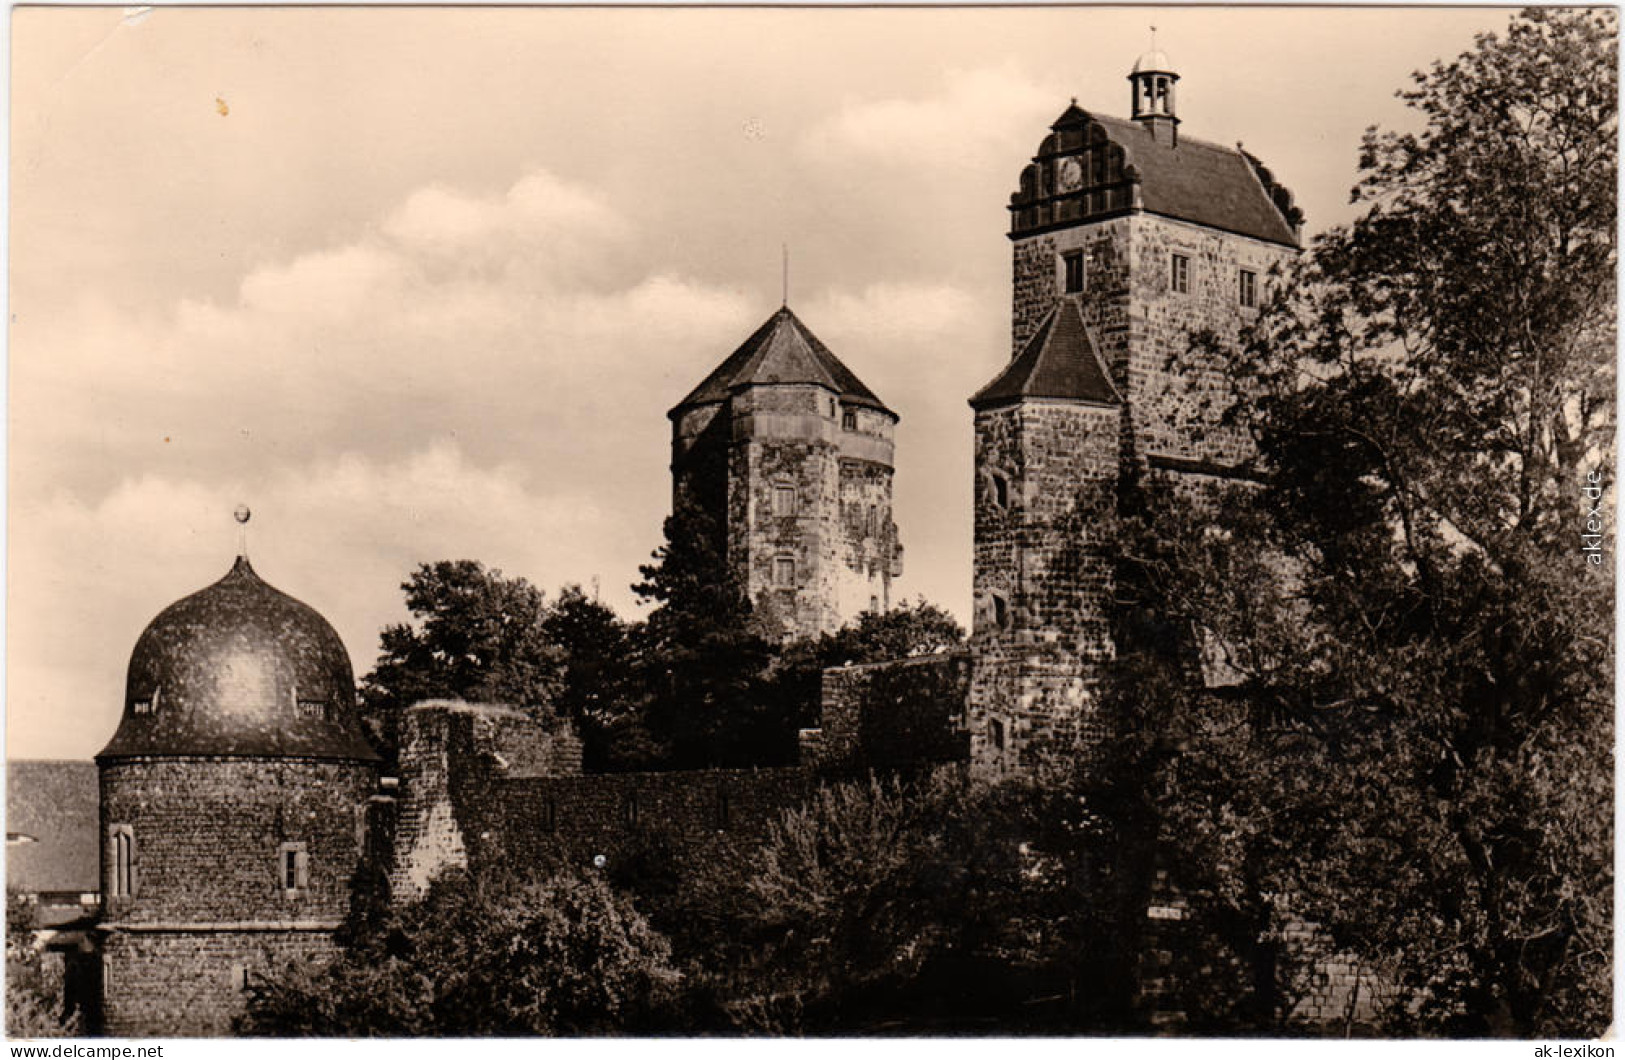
<box><xmin>99</xmin><ymin>758</ymin><xmax>375</xmax><ymax>926</ymax></box>
<box><xmin>101</xmin><ymin>928</ymin><xmax>335</xmax><ymax>1037</ymax></box>
<box><xmin>969</xmin><ymin>401</ymin><xmax>1121</xmax><ymax>775</ymax></box>
<box><xmin>810</xmin><ymin>651</ymin><xmax>972</xmax><ymax>772</ymax></box>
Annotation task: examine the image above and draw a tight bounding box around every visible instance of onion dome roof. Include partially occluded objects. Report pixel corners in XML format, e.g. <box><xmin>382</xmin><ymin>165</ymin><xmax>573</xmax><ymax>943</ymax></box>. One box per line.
<box><xmin>670</xmin><ymin>306</ymin><xmax>894</xmax><ymax>418</ymax></box>
<box><xmin>98</xmin><ymin>556</ymin><xmax>378</xmax><ymax>761</ymax></box>
<box><xmin>971</xmin><ymin>297</ymin><xmax>1121</xmax><ymax>410</ymax></box>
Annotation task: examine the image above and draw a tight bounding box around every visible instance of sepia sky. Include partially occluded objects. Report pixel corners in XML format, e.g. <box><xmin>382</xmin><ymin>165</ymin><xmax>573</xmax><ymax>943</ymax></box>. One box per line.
<box><xmin>9</xmin><ymin>5</ymin><xmax>1519</xmax><ymax>760</ymax></box>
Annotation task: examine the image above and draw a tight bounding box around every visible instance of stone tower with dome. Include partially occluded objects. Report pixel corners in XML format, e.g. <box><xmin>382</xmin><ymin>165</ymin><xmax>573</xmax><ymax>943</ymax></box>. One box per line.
<box><xmin>967</xmin><ymin>48</ymin><xmax>1303</xmax><ymax>773</ymax></box>
<box><xmin>95</xmin><ymin>533</ymin><xmax>381</xmax><ymax>1036</ymax></box>
<box><xmin>669</xmin><ymin>305</ymin><xmax>903</xmax><ymax>639</ymax></box>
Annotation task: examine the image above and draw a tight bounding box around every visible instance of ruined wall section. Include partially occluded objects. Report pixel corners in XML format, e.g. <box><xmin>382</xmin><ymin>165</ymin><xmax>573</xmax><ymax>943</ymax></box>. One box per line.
<box><xmin>969</xmin><ymin>400</ymin><xmax>1121</xmax><ymax>775</ymax></box>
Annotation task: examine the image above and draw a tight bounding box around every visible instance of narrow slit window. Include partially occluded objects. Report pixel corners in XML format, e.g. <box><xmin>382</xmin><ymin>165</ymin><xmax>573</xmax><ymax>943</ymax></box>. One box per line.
<box><xmin>1239</xmin><ymin>269</ymin><xmax>1258</xmax><ymax>308</ymax></box>
<box><xmin>992</xmin><ymin>594</ymin><xmax>1010</xmax><ymax>629</ymax></box>
<box><xmin>624</xmin><ymin>795</ymin><xmax>639</xmax><ymax>828</ymax></box>
<box><xmin>279</xmin><ymin>842</ymin><xmax>309</xmax><ymax>896</ymax></box>
<box><xmin>990</xmin><ymin>471</ymin><xmax>1010</xmax><ymax>510</ymax></box>
<box><xmin>716</xmin><ymin>792</ymin><xmax>731</xmax><ymax>831</ymax></box>
<box><xmin>991</xmin><ymin>717</ymin><xmax>1006</xmax><ymax>752</ymax></box>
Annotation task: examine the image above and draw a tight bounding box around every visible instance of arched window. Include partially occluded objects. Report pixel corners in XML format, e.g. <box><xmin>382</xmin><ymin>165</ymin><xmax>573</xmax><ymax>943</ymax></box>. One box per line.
<box><xmin>110</xmin><ymin>825</ymin><xmax>135</xmax><ymax>899</ymax></box>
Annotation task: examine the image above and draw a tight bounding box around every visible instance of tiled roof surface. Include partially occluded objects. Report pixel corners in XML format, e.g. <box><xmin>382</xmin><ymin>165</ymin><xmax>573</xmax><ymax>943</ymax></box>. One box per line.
<box><xmin>970</xmin><ymin>298</ymin><xmax>1121</xmax><ymax>409</ymax></box>
<box><xmin>7</xmin><ymin>760</ymin><xmax>98</xmax><ymax>895</ymax></box>
<box><xmin>1014</xmin><ymin>104</ymin><xmax>1300</xmax><ymax>248</ymax></box>
<box><xmin>672</xmin><ymin>307</ymin><xmax>892</xmax><ymax>416</ymax></box>
<box><xmin>97</xmin><ymin>557</ymin><xmax>379</xmax><ymax>761</ymax></box>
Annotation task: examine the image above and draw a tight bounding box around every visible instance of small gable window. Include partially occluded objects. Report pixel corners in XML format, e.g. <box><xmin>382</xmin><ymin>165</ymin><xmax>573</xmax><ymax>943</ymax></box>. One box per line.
<box><xmin>1239</xmin><ymin>269</ymin><xmax>1258</xmax><ymax>308</ymax></box>
<box><xmin>1062</xmin><ymin>250</ymin><xmax>1085</xmax><ymax>294</ymax></box>
<box><xmin>110</xmin><ymin>825</ymin><xmax>135</xmax><ymax>899</ymax></box>
<box><xmin>1171</xmin><ymin>254</ymin><xmax>1190</xmax><ymax>295</ymax></box>
<box><xmin>772</xmin><ymin>484</ymin><xmax>797</xmax><ymax>518</ymax></box>
<box><xmin>279</xmin><ymin>842</ymin><xmax>309</xmax><ymax>897</ymax></box>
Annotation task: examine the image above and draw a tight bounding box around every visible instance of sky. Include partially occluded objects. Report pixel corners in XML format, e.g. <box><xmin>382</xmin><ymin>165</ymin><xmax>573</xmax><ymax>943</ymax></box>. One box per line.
<box><xmin>8</xmin><ymin>5</ymin><xmax>1522</xmax><ymax>761</ymax></box>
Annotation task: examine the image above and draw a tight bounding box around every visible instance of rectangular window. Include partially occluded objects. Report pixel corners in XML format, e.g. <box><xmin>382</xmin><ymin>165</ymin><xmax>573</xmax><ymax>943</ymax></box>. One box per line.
<box><xmin>1239</xmin><ymin>269</ymin><xmax>1257</xmax><ymax>308</ymax></box>
<box><xmin>774</xmin><ymin>556</ymin><xmax>796</xmax><ymax>587</ymax></box>
<box><xmin>1062</xmin><ymin>250</ymin><xmax>1084</xmax><ymax>294</ymax></box>
<box><xmin>842</xmin><ymin>409</ymin><xmax>857</xmax><ymax>431</ymax></box>
<box><xmin>772</xmin><ymin>485</ymin><xmax>797</xmax><ymax>518</ymax></box>
<box><xmin>279</xmin><ymin>842</ymin><xmax>308</xmax><ymax>896</ymax></box>
<box><xmin>1171</xmin><ymin>254</ymin><xmax>1190</xmax><ymax>295</ymax></box>
<box><xmin>991</xmin><ymin>717</ymin><xmax>1006</xmax><ymax>752</ymax></box>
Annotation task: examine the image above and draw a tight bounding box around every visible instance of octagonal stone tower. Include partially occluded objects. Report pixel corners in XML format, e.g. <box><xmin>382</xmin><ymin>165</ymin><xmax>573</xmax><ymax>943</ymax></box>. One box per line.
<box><xmin>969</xmin><ymin>50</ymin><xmax>1302</xmax><ymax>774</ymax></box>
<box><xmin>670</xmin><ymin>305</ymin><xmax>902</xmax><ymax>639</ymax></box>
<box><xmin>96</xmin><ymin>551</ymin><xmax>380</xmax><ymax>1036</ymax></box>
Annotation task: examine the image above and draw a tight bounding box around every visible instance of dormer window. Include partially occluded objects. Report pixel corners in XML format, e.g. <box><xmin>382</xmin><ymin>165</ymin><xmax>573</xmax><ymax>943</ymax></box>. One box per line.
<box><xmin>132</xmin><ymin>688</ymin><xmax>159</xmax><ymax>716</ymax></box>
<box><xmin>296</xmin><ymin>699</ymin><xmax>327</xmax><ymax>721</ymax></box>
<box><xmin>1062</xmin><ymin>250</ymin><xmax>1084</xmax><ymax>294</ymax></box>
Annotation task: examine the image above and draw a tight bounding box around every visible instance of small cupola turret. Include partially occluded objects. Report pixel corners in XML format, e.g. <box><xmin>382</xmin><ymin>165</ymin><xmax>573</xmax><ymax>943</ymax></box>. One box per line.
<box><xmin>1128</xmin><ymin>40</ymin><xmax>1180</xmax><ymax>146</ymax></box>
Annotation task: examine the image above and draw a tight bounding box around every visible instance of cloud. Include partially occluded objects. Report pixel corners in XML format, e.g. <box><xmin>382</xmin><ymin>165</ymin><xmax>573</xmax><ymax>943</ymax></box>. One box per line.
<box><xmin>800</xmin><ymin>66</ymin><xmax>1055</xmax><ymax>173</ymax></box>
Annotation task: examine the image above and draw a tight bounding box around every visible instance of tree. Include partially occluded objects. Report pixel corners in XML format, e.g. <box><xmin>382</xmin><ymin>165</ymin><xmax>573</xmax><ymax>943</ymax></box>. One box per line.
<box><xmin>1126</xmin><ymin>8</ymin><xmax>1615</xmax><ymax>1036</ymax></box>
<box><xmin>629</xmin><ymin>496</ymin><xmax>780</xmax><ymax>769</ymax></box>
<box><xmin>239</xmin><ymin>869</ymin><xmax>679</xmax><ymax>1036</ymax></box>
<box><xmin>6</xmin><ymin>892</ymin><xmax>78</xmax><ymax>1038</ymax></box>
<box><xmin>359</xmin><ymin>560</ymin><xmax>564</xmax><ymax>764</ymax></box>
<box><xmin>541</xmin><ymin>584</ymin><xmax>637</xmax><ymax>770</ymax></box>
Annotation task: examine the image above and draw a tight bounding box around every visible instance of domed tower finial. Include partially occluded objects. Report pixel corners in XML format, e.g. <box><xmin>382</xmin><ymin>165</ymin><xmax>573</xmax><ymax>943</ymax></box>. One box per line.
<box><xmin>1129</xmin><ymin>32</ymin><xmax>1180</xmax><ymax>146</ymax></box>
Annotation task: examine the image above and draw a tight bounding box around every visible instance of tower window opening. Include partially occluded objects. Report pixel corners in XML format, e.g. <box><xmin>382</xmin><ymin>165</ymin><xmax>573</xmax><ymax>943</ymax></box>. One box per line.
<box><xmin>772</xmin><ymin>484</ymin><xmax>797</xmax><ymax>518</ymax></box>
<box><xmin>110</xmin><ymin>825</ymin><xmax>135</xmax><ymax>899</ymax></box>
<box><xmin>279</xmin><ymin>842</ymin><xmax>309</xmax><ymax>897</ymax></box>
<box><xmin>990</xmin><ymin>470</ymin><xmax>1011</xmax><ymax>510</ymax></box>
<box><xmin>624</xmin><ymin>794</ymin><xmax>640</xmax><ymax>827</ymax></box>
<box><xmin>842</xmin><ymin>409</ymin><xmax>857</xmax><ymax>431</ymax></box>
<box><xmin>1239</xmin><ymin>269</ymin><xmax>1258</xmax><ymax>308</ymax></box>
<box><xmin>774</xmin><ymin>555</ymin><xmax>796</xmax><ymax>587</ymax></box>
<box><xmin>992</xmin><ymin>593</ymin><xmax>1010</xmax><ymax>629</ymax></box>
<box><xmin>1062</xmin><ymin>250</ymin><xmax>1085</xmax><ymax>294</ymax></box>
<box><xmin>991</xmin><ymin>717</ymin><xmax>1006</xmax><ymax>752</ymax></box>
<box><xmin>1171</xmin><ymin>254</ymin><xmax>1190</xmax><ymax>295</ymax></box>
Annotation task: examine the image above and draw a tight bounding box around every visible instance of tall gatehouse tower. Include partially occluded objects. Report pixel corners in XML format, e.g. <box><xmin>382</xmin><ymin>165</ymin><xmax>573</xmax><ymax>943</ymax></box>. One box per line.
<box><xmin>96</xmin><ymin>535</ymin><xmax>380</xmax><ymax>1036</ymax></box>
<box><xmin>969</xmin><ymin>49</ymin><xmax>1302</xmax><ymax>773</ymax></box>
<box><xmin>670</xmin><ymin>306</ymin><xmax>902</xmax><ymax>639</ymax></box>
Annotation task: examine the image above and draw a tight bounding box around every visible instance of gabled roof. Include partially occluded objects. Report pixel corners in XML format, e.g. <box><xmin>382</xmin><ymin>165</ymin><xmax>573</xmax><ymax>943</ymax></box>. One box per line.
<box><xmin>970</xmin><ymin>298</ymin><xmax>1121</xmax><ymax>410</ymax></box>
<box><xmin>671</xmin><ymin>306</ymin><xmax>893</xmax><ymax>418</ymax></box>
<box><xmin>1011</xmin><ymin>105</ymin><xmax>1301</xmax><ymax>248</ymax></box>
<box><xmin>7</xmin><ymin>760</ymin><xmax>99</xmax><ymax>896</ymax></box>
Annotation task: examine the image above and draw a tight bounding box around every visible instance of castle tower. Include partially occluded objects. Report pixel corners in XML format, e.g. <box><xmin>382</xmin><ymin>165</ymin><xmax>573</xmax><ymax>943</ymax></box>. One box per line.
<box><xmin>95</xmin><ymin>540</ymin><xmax>379</xmax><ymax>1036</ymax></box>
<box><xmin>669</xmin><ymin>306</ymin><xmax>902</xmax><ymax>639</ymax></box>
<box><xmin>970</xmin><ymin>51</ymin><xmax>1302</xmax><ymax>772</ymax></box>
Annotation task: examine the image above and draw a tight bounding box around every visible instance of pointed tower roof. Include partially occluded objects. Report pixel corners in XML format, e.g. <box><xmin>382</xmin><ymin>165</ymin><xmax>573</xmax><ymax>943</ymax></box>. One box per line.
<box><xmin>970</xmin><ymin>298</ymin><xmax>1121</xmax><ymax>410</ymax></box>
<box><xmin>671</xmin><ymin>306</ymin><xmax>893</xmax><ymax>418</ymax></box>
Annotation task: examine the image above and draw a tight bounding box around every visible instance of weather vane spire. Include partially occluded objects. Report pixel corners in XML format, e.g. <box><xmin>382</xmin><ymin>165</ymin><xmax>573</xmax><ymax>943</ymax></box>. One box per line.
<box><xmin>233</xmin><ymin>504</ymin><xmax>251</xmax><ymax>559</ymax></box>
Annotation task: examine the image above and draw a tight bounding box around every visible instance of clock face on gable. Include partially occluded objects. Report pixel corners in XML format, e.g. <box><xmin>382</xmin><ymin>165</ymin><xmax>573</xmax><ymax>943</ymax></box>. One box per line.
<box><xmin>1057</xmin><ymin>156</ymin><xmax>1083</xmax><ymax>193</ymax></box>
